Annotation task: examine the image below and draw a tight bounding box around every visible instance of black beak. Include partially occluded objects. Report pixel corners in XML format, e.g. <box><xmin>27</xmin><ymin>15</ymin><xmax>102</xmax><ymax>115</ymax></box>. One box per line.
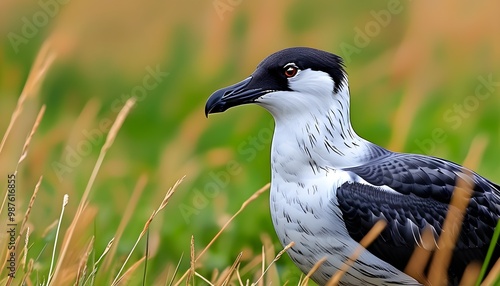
<box><xmin>205</xmin><ymin>77</ymin><xmax>267</xmax><ymax>116</ymax></box>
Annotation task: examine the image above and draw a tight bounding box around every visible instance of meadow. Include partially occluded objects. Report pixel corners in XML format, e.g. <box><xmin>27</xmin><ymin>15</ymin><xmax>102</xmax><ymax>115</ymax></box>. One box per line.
<box><xmin>0</xmin><ymin>1</ymin><xmax>499</xmax><ymax>285</ymax></box>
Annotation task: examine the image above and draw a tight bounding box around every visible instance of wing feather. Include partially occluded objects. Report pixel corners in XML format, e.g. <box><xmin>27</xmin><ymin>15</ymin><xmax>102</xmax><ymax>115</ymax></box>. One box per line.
<box><xmin>336</xmin><ymin>153</ymin><xmax>500</xmax><ymax>283</ymax></box>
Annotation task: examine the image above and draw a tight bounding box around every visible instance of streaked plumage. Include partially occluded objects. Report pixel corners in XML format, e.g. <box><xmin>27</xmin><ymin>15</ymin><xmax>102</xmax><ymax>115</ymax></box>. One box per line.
<box><xmin>205</xmin><ymin>47</ymin><xmax>500</xmax><ymax>285</ymax></box>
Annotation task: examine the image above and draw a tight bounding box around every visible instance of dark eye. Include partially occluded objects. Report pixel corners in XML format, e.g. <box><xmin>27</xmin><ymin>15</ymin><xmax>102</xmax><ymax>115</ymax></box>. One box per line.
<box><xmin>283</xmin><ymin>64</ymin><xmax>299</xmax><ymax>78</ymax></box>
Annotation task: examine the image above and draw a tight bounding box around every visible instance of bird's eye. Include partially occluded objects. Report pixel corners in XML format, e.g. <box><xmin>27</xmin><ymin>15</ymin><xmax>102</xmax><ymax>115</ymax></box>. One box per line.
<box><xmin>283</xmin><ymin>64</ymin><xmax>299</xmax><ymax>78</ymax></box>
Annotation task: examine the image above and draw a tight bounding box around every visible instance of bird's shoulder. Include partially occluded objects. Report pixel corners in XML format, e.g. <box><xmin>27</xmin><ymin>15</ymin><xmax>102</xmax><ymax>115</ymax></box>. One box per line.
<box><xmin>343</xmin><ymin>151</ymin><xmax>500</xmax><ymax>204</ymax></box>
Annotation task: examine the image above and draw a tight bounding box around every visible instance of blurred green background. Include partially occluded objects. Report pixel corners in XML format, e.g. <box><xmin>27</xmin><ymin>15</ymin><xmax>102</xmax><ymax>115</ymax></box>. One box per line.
<box><xmin>1</xmin><ymin>0</ymin><xmax>499</xmax><ymax>285</ymax></box>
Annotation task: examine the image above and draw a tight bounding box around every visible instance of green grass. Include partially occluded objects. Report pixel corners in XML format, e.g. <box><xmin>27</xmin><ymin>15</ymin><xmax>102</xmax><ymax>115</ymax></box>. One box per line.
<box><xmin>1</xmin><ymin>1</ymin><xmax>499</xmax><ymax>285</ymax></box>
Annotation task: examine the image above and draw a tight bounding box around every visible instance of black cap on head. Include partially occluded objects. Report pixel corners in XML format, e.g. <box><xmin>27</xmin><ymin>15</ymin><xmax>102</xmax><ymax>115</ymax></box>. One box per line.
<box><xmin>205</xmin><ymin>47</ymin><xmax>346</xmax><ymax>116</ymax></box>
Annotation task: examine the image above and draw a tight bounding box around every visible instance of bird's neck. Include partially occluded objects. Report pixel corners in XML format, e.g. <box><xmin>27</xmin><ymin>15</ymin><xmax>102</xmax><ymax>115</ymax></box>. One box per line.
<box><xmin>270</xmin><ymin>93</ymin><xmax>381</xmax><ymax>178</ymax></box>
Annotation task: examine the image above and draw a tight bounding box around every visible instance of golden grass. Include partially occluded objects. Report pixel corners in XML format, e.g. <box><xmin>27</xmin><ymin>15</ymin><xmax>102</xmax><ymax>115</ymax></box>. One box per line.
<box><xmin>188</xmin><ymin>235</ymin><xmax>195</xmax><ymax>285</ymax></box>
<box><xmin>0</xmin><ymin>47</ymin><xmax>49</xmax><ymax>282</ymax></box>
<box><xmin>0</xmin><ymin>83</ymin><xmax>278</xmax><ymax>285</ymax></box>
<box><xmin>1</xmin><ymin>80</ymin><xmax>138</xmax><ymax>284</ymax></box>
<box><xmin>483</xmin><ymin>257</ymin><xmax>500</xmax><ymax>286</ymax></box>
<box><xmin>300</xmin><ymin>257</ymin><xmax>327</xmax><ymax>286</ymax></box>
<box><xmin>254</xmin><ymin>242</ymin><xmax>295</xmax><ymax>286</ymax></box>
<box><xmin>427</xmin><ymin>174</ymin><xmax>474</xmax><ymax>285</ymax></box>
<box><xmin>110</xmin><ymin>176</ymin><xmax>184</xmax><ymax>285</ymax></box>
<box><xmin>102</xmin><ymin>174</ymin><xmax>148</xmax><ymax>272</ymax></box>
<box><xmin>217</xmin><ymin>251</ymin><xmax>241</xmax><ymax>285</ymax></box>
<box><xmin>173</xmin><ymin>183</ymin><xmax>270</xmax><ymax>286</ymax></box>
<box><xmin>84</xmin><ymin>237</ymin><xmax>115</xmax><ymax>285</ymax></box>
<box><xmin>0</xmin><ymin>104</ymin><xmax>44</xmax><ymax>247</ymax></box>
<box><xmin>0</xmin><ymin>39</ymin><xmax>55</xmax><ymax>155</ymax></box>
<box><xmin>50</xmin><ymin>98</ymin><xmax>137</xmax><ymax>285</ymax></box>
<box><xmin>327</xmin><ymin>220</ymin><xmax>388</xmax><ymax>286</ymax></box>
<box><xmin>47</xmin><ymin>194</ymin><xmax>69</xmax><ymax>283</ymax></box>
<box><xmin>404</xmin><ymin>227</ymin><xmax>436</xmax><ymax>284</ymax></box>
<box><xmin>75</xmin><ymin>236</ymin><xmax>94</xmax><ymax>285</ymax></box>
<box><xmin>114</xmin><ymin>256</ymin><xmax>146</xmax><ymax>286</ymax></box>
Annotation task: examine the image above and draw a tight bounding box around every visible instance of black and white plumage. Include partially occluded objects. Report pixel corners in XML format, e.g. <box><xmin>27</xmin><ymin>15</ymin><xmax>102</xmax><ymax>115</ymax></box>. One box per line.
<box><xmin>205</xmin><ymin>47</ymin><xmax>500</xmax><ymax>285</ymax></box>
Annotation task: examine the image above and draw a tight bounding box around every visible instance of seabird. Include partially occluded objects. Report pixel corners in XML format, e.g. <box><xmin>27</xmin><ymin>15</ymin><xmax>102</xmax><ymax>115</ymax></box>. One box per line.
<box><xmin>205</xmin><ymin>47</ymin><xmax>500</xmax><ymax>285</ymax></box>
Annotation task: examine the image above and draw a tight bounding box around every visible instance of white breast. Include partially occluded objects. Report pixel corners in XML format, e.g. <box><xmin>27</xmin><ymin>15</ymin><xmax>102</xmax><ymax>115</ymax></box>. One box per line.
<box><xmin>269</xmin><ymin>151</ymin><xmax>419</xmax><ymax>285</ymax></box>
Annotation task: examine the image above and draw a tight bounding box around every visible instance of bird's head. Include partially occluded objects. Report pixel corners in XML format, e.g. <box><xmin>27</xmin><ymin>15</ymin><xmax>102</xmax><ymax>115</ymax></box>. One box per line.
<box><xmin>205</xmin><ymin>47</ymin><xmax>348</xmax><ymax>119</ymax></box>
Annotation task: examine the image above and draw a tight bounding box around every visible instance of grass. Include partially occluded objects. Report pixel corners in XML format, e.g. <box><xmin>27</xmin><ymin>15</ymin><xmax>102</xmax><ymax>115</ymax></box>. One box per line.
<box><xmin>1</xmin><ymin>38</ymin><xmax>499</xmax><ymax>286</ymax></box>
<box><xmin>1</xmin><ymin>1</ymin><xmax>500</xmax><ymax>285</ymax></box>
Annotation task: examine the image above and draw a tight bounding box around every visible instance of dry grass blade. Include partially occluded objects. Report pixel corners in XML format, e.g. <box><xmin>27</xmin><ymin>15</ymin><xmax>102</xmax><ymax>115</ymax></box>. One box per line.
<box><xmin>460</xmin><ymin>135</ymin><xmax>489</xmax><ymax>171</ymax></box>
<box><xmin>21</xmin><ymin>259</ymin><xmax>34</xmax><ymax>285</ymax></box>
<box><xmin>50</xmin><ymin>98</ymin><xmax>136</xmax><ymax>284</ymax></box>
<box><xmin>75</xmin><ymin>236</ymin><xmax>95</xmax><ymax>285</ymax></box>
<box><xmin>404</xmin><ymin>227</ymin><xmax>435</xmax><ymax>284</ymax></box>
<box><xmin>0</xmin><ymin>176</ymin><xmax>42</xmax><ymax>274</ymax></box>
<box><xmin>83</xmin><ymin>237</ymin><xmax>115</xmax><ymax>286</ymax></box>
<box><xmin>427</xmin><ymin>172</ymin><xmax>474</xmax><ymax>285</ymax></box>
<box><xmin>475</xmin><ymin>220</ymin><xmax>500</xmax><ymax>285</ymax></box>
<box><xmin>236</xmin><ymin>263</ymin><xmax>245</xmax><ymax>286</ymax></box>
<box><xmin>238</xmin><ymin>250</ymin><xmax>268</xmax><ymax>279</ymax></box>
<box><xmin>386</xmin><ymin>84</ymin><xmax>427</xmax><ymax>152</ymax></box>
<box><xmin>211</xmin><ymin>268</ymin><xmax>220</xmax><ymax>283</ymax></box>
<box><xmin>328</xmin><ymin>220</ymin><xmax>387</xmax><ymax>286</ymax></box>
<box><xmin>253</xmin><ymin>241</ymin><xmax>295</xmax><ymax>286</ymax></box>
<box><xmin>188</xmin><ymin>235</ymin><xmax>195</xmax><ymax>286</ymax></box>
<box><xmin>79</xmin><ymin>98</ymin><xmax>137</xmax><ymax>216</ymax></box>
<box><xmin>197</xmin><ymin>183</ymin><xmax>270</xmax><ymax>261</ymax></box>
<box><xmin>482</xmin><ymin>257</ymin><xmax>500</xmax><ymax>286</ymax></box>
<box><xmin>113</xmin><ymin>256</ymin><xmax>146</xmax><ymax>286</ymax></box>
<box><xmin>150</xmin><ymin>176</ymin><xmax>185</xmax><ymax>227</ymax></box>
<box><xmin>0</xmin><ymin>106</ymin><xmax>44</xmax><ymax>219</ymax></box>
<box><xmin>22</xmin><ymin>227</ymin><xmax>30</xmax><ymax>271</ymax></box>
<box><xmin>460</xmin><ymin>262</ymin><xmax>481</xmax><ymax>286</ymax></box>
<box><xmin>20</xmin><ymin>176</ymin><xmax>43</xmax><ymax>234</ymax></box>
<box><xmin>194</xmin><ymin>272</ymin><xmax>215</xmax><ymax>286</ymax></box>
<box><xmin>111</xmin><ymin>176</ymin><xmax>184</xmax><ymax>286</ymax></box>
<box><xmin>222</xmin><ymin>252</ymin><xmax>243</xmax><ymax>286</ymax></box>
<box><xmin>173</xmin><ymin>183</ymin><xmax>270</xmax><ymax>286</ymax></box>
<box><xmin>17</xmin><ymin>105</ymin><xmax>46</xmax><ymax>165</ymax></box>
<box><xmin>260</xmin><ymin>234</ymin><xmax>280</xmax><ymax>285</ymax></box>
<box><xmin>167</xmin><ymin>253</ymin><xmax>184</xmax><ymax>286</ymax></box>
<box><xmin>103</xmin><ymin>174</ymin><xmax>149</xmax><ymax>271</ymax></box>
<box><xmin>0</xmin><ymin>38</ymin><xmax>56</xmax><ymax>155</ymax></box>
<box><xmin>300</xmin><ymin>257</ymin><xmax>327</xmax><ymax>286</ymax></box>
<box><xmin>480</xmin><ymin>219</ymin><xmax>500</xmax><ymax>285</ymax></box>
<box><xmin>42</xmin><ymin>220</ymin><xmax>59</xmax><ymax>238</ymax></box>
<box><xmin>259</xmin><ymin>245</ymin><xmax>264</xmax><ymax>286</ymax></box>
<box><xmin>47</xmin><ymin>194</ymin><xmax>69</xmax><ymax>284</ymax></box>
<box><xmin>404</xmin><ymin>134</ymin><xmax>489</xmax><ymax>284</ymax></box>
<box><xmin>0</xmin><ymin>107</ymin><xmax>44</xmax><ymax>279</ymax></box>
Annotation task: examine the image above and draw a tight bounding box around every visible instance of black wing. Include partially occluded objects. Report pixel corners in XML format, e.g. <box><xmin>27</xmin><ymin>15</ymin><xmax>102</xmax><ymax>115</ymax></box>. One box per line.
<box><xmin>337</xmin><ymin>153</ymin><xmax>500</xmax><ymax>283</ymax></box>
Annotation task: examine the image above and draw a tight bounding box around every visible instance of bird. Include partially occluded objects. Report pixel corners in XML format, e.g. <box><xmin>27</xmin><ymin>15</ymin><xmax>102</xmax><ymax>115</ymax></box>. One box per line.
<box><xmin>204</xmin><ymin>47</ymin><xmax>500</xmax><ymax>285</ymax></box>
